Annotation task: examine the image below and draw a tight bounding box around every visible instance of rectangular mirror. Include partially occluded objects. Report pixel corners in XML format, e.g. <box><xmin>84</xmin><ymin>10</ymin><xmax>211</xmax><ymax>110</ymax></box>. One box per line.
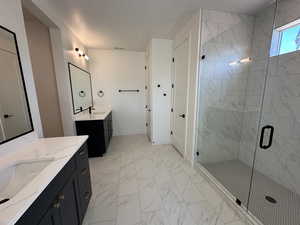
<box><xmin>68</xmin><ymin>63</ymin><xmax>93</xmax><ymax>114</ymax></box>
<box><xmin>0</xmin><ymin>25</ymin><xmax>33</xmax><ymax>144</ymax></box>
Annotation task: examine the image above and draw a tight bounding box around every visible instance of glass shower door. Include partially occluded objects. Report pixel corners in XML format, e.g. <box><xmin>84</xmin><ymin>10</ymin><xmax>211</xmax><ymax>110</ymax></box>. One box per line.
<box><xmin>248</xmin><ymin>0</ymin><xmax>300</xmax><ymax>224</ymax></box>
<box><xmin>195</xmin><ymin>7</ymin><xmax>276</xmax><ymax>209</ymax></box>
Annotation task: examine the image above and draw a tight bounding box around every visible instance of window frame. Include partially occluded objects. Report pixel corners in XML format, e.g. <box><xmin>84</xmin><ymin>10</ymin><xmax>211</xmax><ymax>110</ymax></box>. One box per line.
<box><xmin>270</xmin><ymin>18</ymin><xmax>300</xmax><ymax>57</ymax></box>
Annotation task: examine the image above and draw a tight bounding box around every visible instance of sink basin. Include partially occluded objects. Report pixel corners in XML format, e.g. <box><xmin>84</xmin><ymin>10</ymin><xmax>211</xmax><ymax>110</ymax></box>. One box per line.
<box><xmin>0</xmin><ymin>159</ymin><xmax>53</xmax><ymax>202</ymax></box>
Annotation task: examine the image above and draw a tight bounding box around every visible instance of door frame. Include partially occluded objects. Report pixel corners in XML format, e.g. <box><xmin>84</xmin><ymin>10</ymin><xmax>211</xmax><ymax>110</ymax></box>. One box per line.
<box><xmin>171</xmin><ymin>36</ymin><xmax>192</xmax><ymax>157</ymax></box>
<box><xmin>145</xmin><ymin>49</ymin><xmax>152</xmax><ymax>142</ymax></box>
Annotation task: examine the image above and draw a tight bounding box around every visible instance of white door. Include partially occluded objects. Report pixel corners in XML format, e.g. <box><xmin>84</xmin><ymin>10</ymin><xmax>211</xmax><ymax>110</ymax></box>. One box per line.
<box><xmin>171</xmin><ymin>39</ymin><xmax>189</xmax><ymax>155</ymax></box>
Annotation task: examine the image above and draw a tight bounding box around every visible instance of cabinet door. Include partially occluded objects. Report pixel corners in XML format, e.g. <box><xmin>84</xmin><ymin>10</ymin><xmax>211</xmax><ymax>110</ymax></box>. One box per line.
<box><xmin>78</xmin><ymin>167</ymin><xmax>92</xmax><ymax>218</ymax></box>
<box><xmin>77</xmin><ymin>146</ymin><xmax>92</xmax><ymax>219</ymax></box>
<box><xmin>59</xmin><ymin>177</ymin><xmax>80</xmax><ymax>225</ymax></box>
<box><xmin>103</xmin><ymin>118</ymin><xmax>109</xmax><ymax>149</ymax></box>
<box><xmin>38</xmin><ymin>207</ymin><xmax>61</xmax><ymax>225</ymax></box>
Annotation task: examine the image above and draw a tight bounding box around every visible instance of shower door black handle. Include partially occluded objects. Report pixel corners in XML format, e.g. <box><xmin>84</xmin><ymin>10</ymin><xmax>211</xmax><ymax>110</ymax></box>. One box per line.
<box><xmin>259</xmin><ymin>125</ymin><xmax>274</xmax><ymax>150</ymax></box>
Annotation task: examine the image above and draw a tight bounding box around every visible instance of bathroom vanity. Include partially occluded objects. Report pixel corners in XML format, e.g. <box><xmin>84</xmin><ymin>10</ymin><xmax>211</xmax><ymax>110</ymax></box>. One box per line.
<box><xmin>0</xmin><ymin>136</ymin><xmax>91</xmax><ymax>225</ymax></box>
<box><xmin>74</xmin><ymin>110</ymin><xmax>113</xmax><ymax>157</ymax></box>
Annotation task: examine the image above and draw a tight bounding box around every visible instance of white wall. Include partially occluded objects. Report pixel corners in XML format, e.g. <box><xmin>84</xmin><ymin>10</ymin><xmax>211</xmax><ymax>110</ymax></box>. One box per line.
<box><xmin>172</xmin><ymin>11</ymin><xmax>201</xmax><ymax>164</ymax></box>
<box><xmin>148</xmin><ymin>39</ymin><xmax>173</xmax><ymax>145</ymax></box>
<box><xmin>0</xmin><ymin>0</ymin><xmax>43</xmax><ymax>155</ymax></box>
<box><xmin>89</xmin><ymin>49</ymin><xmax>146</xmax><ymax>136</ymax></box>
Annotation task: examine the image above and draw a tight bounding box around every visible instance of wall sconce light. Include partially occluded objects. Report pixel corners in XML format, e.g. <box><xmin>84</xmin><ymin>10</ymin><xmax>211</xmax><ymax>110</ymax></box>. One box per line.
<box><xmin>240</xmin><ymin>57</ymin><xmax>252</xmax><ymax>63</ymax></box>
<box><xmin>75</xmin><ymin>48</ymin><xmax>89</xmax><ymax>61</ymax></box>
<box><xmin>82</xmin><ymin>53</ymin><xmax>89</xmax><ymax>61</ymax></box>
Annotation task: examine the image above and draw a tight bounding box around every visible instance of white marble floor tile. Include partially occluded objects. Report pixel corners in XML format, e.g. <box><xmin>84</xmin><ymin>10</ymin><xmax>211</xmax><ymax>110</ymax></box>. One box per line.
<box><xmin>116</xmin><ymin>194</ymin><xmax>140</xmax><ymax>225</ymax></box>
<box><xmin>84</xmin><ymin>200</ymin><xmax>118</xmax><ymax>224</ymax></box>
<box><xmin>140</xmin><ymin>210</ymin><xmax>169</xmax><ymax>225</ymax></box>
<box><xmin>83</xmin><ymin>135</ymin><xmax>248</xmax><ymax>225</ymax></box>
<box><xmin>86</xmin><ymin>220</ymin><xmax>115</xmax><ymax>225</ymax></box>
<box><xmin>119</xmin><ymin>176</ymin><xmax>138</xmax><ymax>196</ymax></box>
<box><xmin>182</xmin><ymin>180</ymin><xmax>206</xmax><ymax>203</ymax></box>
<box><xmin>138</xmin><ymin>178</ymin><xmax>162</xmax><ymax>212</ymax></box>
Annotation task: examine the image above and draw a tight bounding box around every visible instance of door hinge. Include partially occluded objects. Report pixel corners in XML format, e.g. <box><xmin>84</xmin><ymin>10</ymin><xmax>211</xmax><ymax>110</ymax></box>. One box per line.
<box><xmin>146</xmin><ymin>123</ymin><xmax>148</xmax><ymax>127</ymax></box>
<box><xmin>171</xmin><ymin>108</ymin><xmax>173</xmax><ymax>112</ymax></box>
<box><xmin>171</xmin><ymin>83</ymin><xmax>174</xmax><ymax>88</ymax></box>
<box><xmin>145</xmin><ymin>85</ymin><xmax>148</xmax><ymax>90</ymax></box>
<box><xmin>172</xmin><ymin>57</ymin><xmax>175</xmax><ymax>63</ymax></box>
<box><xmin>145</xmin><ymin>66</ymin><xmax>147</xmax><ymax>70</ymax></box>
<box><xmin>145</xmin><ymin>105</ymin><xmax>148</xmax><ymax>109</ymax></box>
<box><xmin>170</xmin><ymin>131</ymin><xmax>173</xmax><ymax>135</ymax></box>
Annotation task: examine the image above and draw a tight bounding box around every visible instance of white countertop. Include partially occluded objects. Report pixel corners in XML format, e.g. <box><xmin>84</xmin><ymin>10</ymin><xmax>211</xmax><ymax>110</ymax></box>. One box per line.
<box><xmin>73</xmin><ymin>110</ymin><xmax>111</xmax><ymax>121</ymax></box>
<box><xmin>0</xmin><ymin>136</ymin><xmax>88</xmax><ymax>225</ymax></box>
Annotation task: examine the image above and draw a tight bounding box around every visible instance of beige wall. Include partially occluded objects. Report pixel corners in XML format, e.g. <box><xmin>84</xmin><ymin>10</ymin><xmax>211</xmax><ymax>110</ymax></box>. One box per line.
<box><xmin>24</xmin><ymin>11</ymin><xmax>63</xmax><ymax>137</ymax></box>
<box><xmin>23</xmin><ymin>0</ymin><xmax>90</xmax><ymax>136</ymax></box>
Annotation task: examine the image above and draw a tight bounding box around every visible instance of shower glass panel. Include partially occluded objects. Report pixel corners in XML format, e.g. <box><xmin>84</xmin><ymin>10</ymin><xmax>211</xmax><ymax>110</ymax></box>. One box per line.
<box><xmin>196</xmin><ymin>5</ymin><xmax>276</xmax><ymax>209</ymax></box>
<box><xmin>248</xmin><ymin>0</ymin><xmax>300</xmax><ymax>224</ymax></box>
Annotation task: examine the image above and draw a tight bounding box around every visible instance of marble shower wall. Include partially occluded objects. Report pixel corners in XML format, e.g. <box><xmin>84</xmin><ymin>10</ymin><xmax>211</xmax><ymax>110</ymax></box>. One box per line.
<box><xmin>197</xmin><ymin>9</ymin><xmax>254</xmax><ymax>164</ymax></box>
<box><xmin>240</xmin><ymin>0</ymin><xmax>300</xmax><ymax>195</ymax></box>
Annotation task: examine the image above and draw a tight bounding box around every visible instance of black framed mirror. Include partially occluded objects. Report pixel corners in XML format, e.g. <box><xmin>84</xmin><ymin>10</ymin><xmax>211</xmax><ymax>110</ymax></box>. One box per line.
<box><xmin>68</xmin><ymin>63</ymin><xmax>93</xmax><ymax>114</ymax></box>
<box><xmin>0</xmin><ymin>25</ymin><xmax>34</xmax><ymax>144</ymax></box>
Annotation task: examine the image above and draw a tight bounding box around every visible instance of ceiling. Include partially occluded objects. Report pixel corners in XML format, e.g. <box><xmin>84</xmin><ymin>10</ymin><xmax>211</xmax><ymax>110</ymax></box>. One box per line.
<box><xmin>44</xmin><ymin>0</ymin><xmax>272</xmax><ymax>51</ymax></box>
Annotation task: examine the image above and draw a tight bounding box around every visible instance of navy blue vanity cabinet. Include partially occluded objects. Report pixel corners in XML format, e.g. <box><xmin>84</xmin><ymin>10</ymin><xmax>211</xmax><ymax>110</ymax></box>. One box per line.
<box><xmin>75</xmin><ymin>112</ymin><xmax>113</xmax><ymax>157</ymax></box>
<box><xmin>36</xmin><ymin>206</ymin><xmax>61</xmax><ymax>225</ymax></box>
<box><xmin>15</xmin><ymin>143</ymin><xmax>92</xmax><ymax>225</ymax></box>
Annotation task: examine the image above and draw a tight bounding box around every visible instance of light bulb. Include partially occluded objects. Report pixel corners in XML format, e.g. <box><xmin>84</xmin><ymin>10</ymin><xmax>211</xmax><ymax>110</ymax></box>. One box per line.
<box><xmin>229</xmin><ymin>61</ymin><xmax>239</xmax><ymax>66</ymax></box>
<box><xmin>240</xmin><ymin>57</ymin><xmax>252</xmax><ymax>63</ymax></box>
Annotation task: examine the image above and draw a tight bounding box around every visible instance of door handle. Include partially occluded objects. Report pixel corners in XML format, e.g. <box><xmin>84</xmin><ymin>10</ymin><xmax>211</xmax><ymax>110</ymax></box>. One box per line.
<box><xmin>3</xmin><ymin>114</ymin><xmax>13</xmax><ymax>119</ymax></box>
<box><xmin>259</xmin><ymin>125</ymin><xmax>274</xmax><ymax>150</ymax></box>
<box><xmin>179</xmin><ymin>114</ymin><xmax>185</xmax><ymax>119</ymax></box>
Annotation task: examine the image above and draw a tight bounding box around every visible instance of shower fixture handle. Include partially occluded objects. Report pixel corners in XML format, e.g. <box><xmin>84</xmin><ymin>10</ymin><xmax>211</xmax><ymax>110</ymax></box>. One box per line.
<box><xmin>259</xmin><ymin>125</ymin><xmax>274</xmax><ymax>150</ymax></box>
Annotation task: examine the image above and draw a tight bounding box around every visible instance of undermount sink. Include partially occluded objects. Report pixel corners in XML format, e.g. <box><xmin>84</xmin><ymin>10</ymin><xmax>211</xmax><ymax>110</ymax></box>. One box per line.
<box><xmin>0</xmin><ymin>159</ymin><xmax>53</xmax><ymax>202</ymax></box>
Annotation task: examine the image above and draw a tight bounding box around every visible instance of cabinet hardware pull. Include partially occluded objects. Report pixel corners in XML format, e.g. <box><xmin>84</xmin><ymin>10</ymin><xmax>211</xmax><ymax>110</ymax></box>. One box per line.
<box><xmin>85</xmin><ymin>192</ymin><xmax>90</xmax><ymax>200</ymax></box>
<box><xmin>58</xmin><ymin>195</ymin><xmax>65</xmax><ymax>200</ymax></box>
<box><xmin>79</xmin><ymin>150</ymin><xmax>86</xmax><ymax>156</ymax></box>
<box><xmin>53</xmin><ymin>202</ymin><xmax>60</xmax><ymax>208</ymax></box>
<box><xmin>81</xmin><ymin>168</ymin><xmax>88</xmax><ymax>175</ymax></box>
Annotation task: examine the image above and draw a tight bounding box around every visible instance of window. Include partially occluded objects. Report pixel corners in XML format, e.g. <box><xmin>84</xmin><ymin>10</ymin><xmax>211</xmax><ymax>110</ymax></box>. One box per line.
<box><xmin>270</xmin><ymin>19</ymin><xmax>300</xmax><ymax>56</ymax></box>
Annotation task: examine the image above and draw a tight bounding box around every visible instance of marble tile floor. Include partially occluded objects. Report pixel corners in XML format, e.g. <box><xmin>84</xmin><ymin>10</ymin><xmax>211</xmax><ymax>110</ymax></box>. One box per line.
<box><xmin>83</xmin><ymin>135</ymin><xmax>249</xmax><ymax>225</ymax></box>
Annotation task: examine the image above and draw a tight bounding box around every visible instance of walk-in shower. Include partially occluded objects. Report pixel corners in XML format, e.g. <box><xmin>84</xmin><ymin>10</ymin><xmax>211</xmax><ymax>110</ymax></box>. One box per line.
<box><xmin>195</xmin><ymin>0</ymin><xmax>300</xmax><ymax>224</ymax></box>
